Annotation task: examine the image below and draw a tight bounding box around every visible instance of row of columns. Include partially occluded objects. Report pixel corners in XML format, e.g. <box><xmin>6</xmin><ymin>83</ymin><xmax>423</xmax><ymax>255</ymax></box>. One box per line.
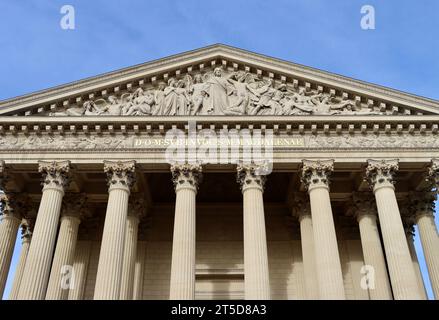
<box><xmin>0</xmin><ymin>159</ymin><xmax>438</xmax><ymax>300</ymax></box>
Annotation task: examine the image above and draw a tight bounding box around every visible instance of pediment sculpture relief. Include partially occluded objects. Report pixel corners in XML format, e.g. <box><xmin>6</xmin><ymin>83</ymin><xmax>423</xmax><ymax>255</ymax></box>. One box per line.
<box><xmin>49</xmin><ymin>68</ymin><xmax>381</xmax><ymax>116</ymax></box>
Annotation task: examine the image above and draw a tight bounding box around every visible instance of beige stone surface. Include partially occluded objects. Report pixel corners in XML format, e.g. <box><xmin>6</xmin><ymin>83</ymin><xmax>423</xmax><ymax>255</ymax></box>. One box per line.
<box><xmin>169</xmin><ymin>163</ymin><xmax>201</xmax><ymax>300</ymax></box>
<box><xmin>301</xmin><ymin>160</ymin><xmax>345</xmax><ymax>299</ymax></box>
<box><xmin>68</xmin><ymin>240</ymin><xmax>91</xmax><ymax>300</ymax></box>
<box><xmin>1</xmin><ymin>46</ymin><xmax>439</xmax><ymax>301</ymax></box>
<box><xmin>17</xmin><ymin>161</ymin><xmax>70</xmax><ymax>300</ymax></box>
<box><xmin>416</xmin><ymin>213</ymin><xmax>439</xmax><ymax>299</ymax></box>
<box><xmin>366</xmin><ymin>159</ymin><xmax>422</xmax><ymax>300</ymax></box>
<box><xmin>0</xmin><ymin>215</ymin><xmax>21</xmax><ymax>296</ymax></box>
<box><xmin>120</xmin><ymin>214</ymin><xmax>140</xmax><ymax>300</ymax></box>
<box><xmin>45</xmin><ymin>215</ymin><xmax>81</xmax><ymax>300</ymax></box>
<box><xmin>8</xmin><ymin>230</ymin><xmax>31</xmax><ymax>300</ymax></box>
<box><xmin>237</xmin><ymin>164</ymin><xmax>271</xmax><ymax>300</ymax></box>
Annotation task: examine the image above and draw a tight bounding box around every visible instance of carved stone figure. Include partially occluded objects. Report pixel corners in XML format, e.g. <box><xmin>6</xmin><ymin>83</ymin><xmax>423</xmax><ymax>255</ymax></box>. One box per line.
<box><xmin>205</xmin><ymin>67</ymin><xmax>233</xmax><ymax>115</ymax></box>
<box><xmin>45</xmin><ymin>69</ymin><xmax>392</xmax><ymax>117</ymax></box>
<box><xmin>101</xmin><ymin>96</ymin><xmax>123</xmax><ymax>116</ymax></box>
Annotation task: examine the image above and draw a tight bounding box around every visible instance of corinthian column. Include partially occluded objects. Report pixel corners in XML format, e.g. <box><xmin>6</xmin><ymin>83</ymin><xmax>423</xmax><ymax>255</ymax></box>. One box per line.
<box><xmin>18</xmin><ymin>160</ymin><xmax>71</xmax><ymax>300</ymax></box>
<box><xmin>237</xmin><ymin>163</ymin><xmax>271</xmax><ymax>300</ymax></box>
<box><xmin>351</xmin><ymin>192</ymin><xmax>392</xmax><ymax>299</ymax></box>
<box><xmin>120</xmin><ymin>194</ymin><xmax>144</xmax><ymax>300</ymax></box>
<box><xmin>301</xmin><ymin>160</ymin><xmax>345</xmax><ymax>299</ymax></box>
<box><xmin>365</xmin><ymin>159</ymin><xmax>421</xmax><ymax>299</ymax></box>
<box><xmin>293</xmin><ymin>193</ymin><xmax>318</xmax><ymax>299</ymax></box>
<box><xmin>169</xmin><ymin>163</ymin><xmax>202</xmax><ymax>300</ymax></box>
<box><xmin>402</xmin><ymin>221</ymin><xmax>427</xmax><ymax>299</ymax></box>
<box><xmin>410</xmin><ymin>188</ymin><xmax>439</xmax><ymax>299</ymax></box>
<box><xmin>45</xmin><ymin>193</ymin><xmax>87</xmax><ymax>300</ymax></box>
<box><xmin>9</xmin><ymin>220</ymin><xmax>33</xmax><ymax>300</ymax></box>
<box><xmin>68</xmin><ymin>240</ymin><xmax>91</xmax><ymax>300</ymax></box>
<box><xmin>133</xmin><ymin>241</ymin><xmax>146</xmax><ymax>300</ymax></box>
<box><xmin>0</xmin><ymin>191</ymin><xmax>27</xmax><ymax>297</ymax></box>
<box><xmin>94</xmin><ymin>160</ymin><xmax>136</xmax><ymax>300</ymax></box>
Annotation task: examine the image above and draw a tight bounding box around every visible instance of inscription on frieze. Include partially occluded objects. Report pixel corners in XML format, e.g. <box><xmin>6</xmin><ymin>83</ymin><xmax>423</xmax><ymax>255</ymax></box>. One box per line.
<box><xmin>1</xmin><ymin>133</ymin><xmax>438</xmax><ymax>151</ymax></box>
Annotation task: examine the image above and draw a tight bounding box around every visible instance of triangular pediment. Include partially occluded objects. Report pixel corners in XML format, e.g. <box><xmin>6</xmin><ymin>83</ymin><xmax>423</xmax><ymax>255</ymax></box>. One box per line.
<box><xmin>1</xmin><ymin>44</ymin><xmax>438</xmax><ymax>117</ymax></box>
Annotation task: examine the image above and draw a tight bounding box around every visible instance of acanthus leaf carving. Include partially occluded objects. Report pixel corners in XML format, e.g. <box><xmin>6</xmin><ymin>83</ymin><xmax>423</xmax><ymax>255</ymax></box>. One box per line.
<box><xmin>300</xmin><ymin>159</ymin><xmax>334</xmax><ymax>190</ymax></box>
<box><xmin>170</xmin><ymin>162</ymin><xmax>203</xmax><ymax>191</ymax></box>
<box><xmin>365</xmin><ymin>159</ymin><xmax>399</xmax><ymax>190</ymax></box>
<box><xmin>103</xmin><ymin>160</ymin><xmax>136</xmax><ymax>191</ymax></box>
<box><xmin>38</xmin><ymin>160</ymin><xmax>71</xmax><ymax>191</ymax></box>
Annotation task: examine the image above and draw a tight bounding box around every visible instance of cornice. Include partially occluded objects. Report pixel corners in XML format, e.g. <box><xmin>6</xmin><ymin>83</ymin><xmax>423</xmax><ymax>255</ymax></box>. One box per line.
<box><xmin>0</xmin><ymin>115</ymin><xmax>438</xmax><ymax>136</ymax></box>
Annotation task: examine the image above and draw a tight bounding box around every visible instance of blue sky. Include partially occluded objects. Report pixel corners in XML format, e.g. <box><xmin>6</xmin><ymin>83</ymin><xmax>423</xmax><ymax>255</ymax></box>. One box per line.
<box><xmin>1</xmin><ymin>1</ymin><xmax>439</xmax><ymax>299</ymax></box>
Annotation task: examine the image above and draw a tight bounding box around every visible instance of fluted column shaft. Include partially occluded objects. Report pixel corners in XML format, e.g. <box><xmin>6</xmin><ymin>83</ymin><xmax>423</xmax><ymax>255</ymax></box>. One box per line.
<box><xmin>169</xmin><ymin>186</ymin><xmax>196</xmax><ymax>299</ymax></box>
<box><xmin>169</xmin><ymin>163</ymin><xmax>202</xmax><ymax>300</ymax></box>
<box><xmin>298</xmin><ymin>213</ymin><xmax>319</xmax><ymax>299</ymax></box>
<box><xmin>366</xmin><ymin>159</ymin><xmax>421</xmax><ymax>300</ymax></box>
<box><xmin>94</xmin><ymin>160</ymin><xmax>135</xmax><ymax>300</ymax></box>
<box><xmin>18</xmin><ymin>160</ymin><xmax>70</xmax><ymax>300</ymax></box>
<box><xmin>238</xmin><ymin>164</ymin><xmax>270</xmax><ymax>300</ymax></box>
<box><xmin>120</xmin><ymin>214</ymin><xmax>140</xmax><ymax>300</ymax></box>
<box><xmin>301</xmin><ymin>160</ymin><xmax>345</xmax><ymax>299</ymax></box>
<box><xmin>9</xmin><ymin>230</ymin><xmax>31</xmax><ymax>300</ymax></box>
<box><xmin>405</xmin><ymin>230</ymin><xmax>427</xmax><ymax>299</ymax></box>
<box><xmin>133</xmin><ymin>241</ymin><xmax>146</xmax><ymax>300</ymax></box>
<box><xmin>357</xmin><ymin>213</ymin><xmax>393</xmax><ymax>299</ymax></box>
<box><xmin>0</xmin><ymin>214</ymin><xmax>21</xmax><ymax>297</ymax></box>
<box><xmin>416</xmin><ymin>212</ymin><xmax>439</xmax><ymax>299</ymax></box>
<box><xmin>45</xmin><ymin>215</ymin><xmax>81</xmax><ymax>300</ymax></box>
<box><xmin>68</xmin><ymin>241</ymin><xmax>91</xmax><ymax>300</ymax></box>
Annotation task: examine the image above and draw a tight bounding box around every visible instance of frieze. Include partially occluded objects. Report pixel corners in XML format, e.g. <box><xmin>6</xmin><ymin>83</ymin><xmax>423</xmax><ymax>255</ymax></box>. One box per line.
<box><xmin>1</xmin><ymin>133</ymin><xmax>439</xmax><ymax>151</ymax></box>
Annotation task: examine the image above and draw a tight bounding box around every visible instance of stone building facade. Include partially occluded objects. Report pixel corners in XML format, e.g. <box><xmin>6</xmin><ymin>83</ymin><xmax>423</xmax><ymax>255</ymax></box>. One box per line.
<box><xmin>0</xmin><ymin>45</ymin><xmax>438</xmax><ymax>300</ymax></box>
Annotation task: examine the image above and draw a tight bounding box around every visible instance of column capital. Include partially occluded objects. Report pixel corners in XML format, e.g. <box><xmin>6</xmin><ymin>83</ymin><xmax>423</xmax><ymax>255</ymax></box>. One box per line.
<box><xmin>104</xmin><ymin>160</ymin><xmax>136</xmax><ymax>192</ymax></box>
<box><xmin>0</xmin><ymin>193</ymin><xmax>29</xmax><ymax>221</ymax></box>
<box><xmin>128</xmin><ymin>193</ymin><xmax>146</xmax><ymax>220</ymax></box>
<box><xmin>236</xmin><ymin>163</ymin><xmax>267</xmax><ymax>192</ymax></box>
<box><xmin>427</xmin><ymin>158</ymin><xmax>439</xmax><ymax>189</ymax></box>
<box><xmin>350</xmin><ymin>192</ymin><xmax>378</xmax><ymax>222</ymax></box>
<box><xmin>292</xmin><ymin>192</ymin><xmax>311</xmax><ymax>221</ymax></box>
<box><xmin>300</xmin><ymin>159</ymin><xmax>334</xmax><ymax>191</ymax></box>
<box><xmin>409</xmin><ymin>191</ymin><xmax>436</xmax><ymax>220</ymax></box>
<box><xmin>399</xmin><ymin>200</ymin><xmax>416</xmax><ymax>237</ymax></box>
<box><xmin>171</xmin><ymin>162</ymin><xmax>203</xmax><ymax>192</ymax></box>
<box><xmin>38</xmin><ymin>160</ymin><xmax>71</xmax><ymax>192</ymax></box>
<box><xmin>0</xmin><ymin>160</ymin><xmax>8</xmax><ymax>190</ymax></box>
<box><xmin>365</xmin><ymin>159</ymin><xmax>399</xmax><ymax>192</ymax></box>
<box><xmin>20</xmin><ymin>219</ymin><xmax>34</xmax><ymax>242</ymax></box>
<box><xmin>60</xmin><ymin>192</ymin><xmax>89</xmax><ymax>222</ymax></box>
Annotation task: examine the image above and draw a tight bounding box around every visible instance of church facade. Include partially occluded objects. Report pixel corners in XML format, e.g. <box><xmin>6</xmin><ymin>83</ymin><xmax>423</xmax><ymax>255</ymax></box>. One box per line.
<box><xmin>0</xmin><ymin>44</ymin><xmax>438</xmax><ymax>300</ymax></box>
